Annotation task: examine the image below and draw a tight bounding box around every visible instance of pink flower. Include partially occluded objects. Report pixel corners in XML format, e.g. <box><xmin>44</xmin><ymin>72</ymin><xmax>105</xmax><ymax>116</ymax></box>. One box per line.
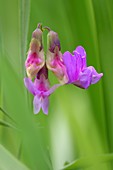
<box><xmin>24</xmin><ymin>65</ymin><xmax>60</xmax><ymax>114</ymax></box>
<box><xmin>24</xmin><ymin>24</ymin><xmax>104</xmax><ymax>115</ymax></box>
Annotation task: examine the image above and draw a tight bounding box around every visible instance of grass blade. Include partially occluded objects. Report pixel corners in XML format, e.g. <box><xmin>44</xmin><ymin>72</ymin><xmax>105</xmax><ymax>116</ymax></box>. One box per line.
<box><xmin>62</xmin><ymin>153</ymin><xmax>113</xmax><ymax>170</ymax></box>
<box><xmin>19</xmin><ymin>0</ymin><xmax>31</xmax><ymax>74</ymax></box>
<box><xmin>0</xmin><ymin>119</ymin><xmax>16</xmax><ymax>130</ymax></box>
<box><xmin>0</xmin><ymin>107</ymin><xmax>16</xmax><ymax>123</ymax></box>
<box><xmin>0</xmin><ymin>144</ymin><xmax>29</xmax><ymax>170</ymax></box>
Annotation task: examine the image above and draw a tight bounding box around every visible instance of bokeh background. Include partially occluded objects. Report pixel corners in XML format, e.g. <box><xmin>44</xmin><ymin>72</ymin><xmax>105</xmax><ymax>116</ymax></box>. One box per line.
<box><xmin>0</xmin><ymin>0</ymin><xmax>113</xmax><ymax>170</ymax></box>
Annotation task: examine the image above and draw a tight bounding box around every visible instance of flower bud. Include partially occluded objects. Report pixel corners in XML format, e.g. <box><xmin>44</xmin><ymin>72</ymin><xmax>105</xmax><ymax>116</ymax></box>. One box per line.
<box><xmin>25</xmin><ymin>28</ymin><xmax>45</xmax><ymax>79</ymax></box>
<box><xmin>47</xmin><ymin>31</ymin><xmax>61</xmax><ymax>53</ymax></box>
<box><xmin>46</xmin><ymin>31</ymin><xmax>68</xmax><ymax>84</ymax></box>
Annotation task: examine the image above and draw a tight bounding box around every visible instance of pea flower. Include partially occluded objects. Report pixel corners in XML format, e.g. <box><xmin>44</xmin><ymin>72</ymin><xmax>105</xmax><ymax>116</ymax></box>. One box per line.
<box><xmin>46</xmin><ymin>31</ymin><xmax>68</xmax><ymax>84</ymax></box>
<box><xmin>25</xmin><ymin>27</ymin><xmax>45</xmax><ymax>79</ymax></box>
<box><xmin>63</xmin><ymin>46</ymin><xmax>103</xmax><ymax>89</ymax></box>
<box><xmin>24</xmin><ymin>24</ymin><xmax>103</xmax><ymax>115</ymax></box>
<box><xmin>24</xmin><ymin>65</ymin><xmax>60</xmax><ymax>114</ymax></box>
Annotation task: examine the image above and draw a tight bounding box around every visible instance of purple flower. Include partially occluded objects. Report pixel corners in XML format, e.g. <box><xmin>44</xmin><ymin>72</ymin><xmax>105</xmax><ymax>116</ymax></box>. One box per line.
<box><xmin>24</xmin><ymin>65</ymin><xmax>60</xmax><ymax>114</ymax></box>
<box><xmin>24</xmin><ymin>24</ymin><xmax>104</xmax><ymax>115</ymax></box>
<box><xmin>63</xmin><ymin>46</ymin><xmax>103</xmax><ymax>89</ymax></box>
<box><xmin>25</xmin><ymin>28</ymin><xmax>45</xmax><ymax>79</ymax></box>
<box><xmin>46</xmin><ymin>31</ymin><xmax>68</xmax><ymax>84</ymax></box>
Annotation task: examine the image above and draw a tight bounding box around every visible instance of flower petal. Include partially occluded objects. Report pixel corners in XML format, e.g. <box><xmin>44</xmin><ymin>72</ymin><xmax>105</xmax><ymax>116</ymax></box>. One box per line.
<box><xmin>24</xmin><ymin>77</ymin><xmax>37</xmax><ymax>95</ymax></box>
<box><xmin>33</xmin><ymin>95</ymin><xmax>42</xmax><ymax>114</ymax></box>
<box><xmin>73</xmin><ymin>46</ymin><xmax>86</xmax><ymax>70</ymax></box>
<box><xmin>25</xmin><ymin>50</ymin><xmax>45</xmax><ymax>79</ymax></box>
<box><xmin>46</xmin><ymin>31</ymin><xmax>68</xmax><ymax>84</ymax></box>
<box><xmin>74</xmin><ymin>66</ymin><xmax>103</xmax><ymax>89</ymax></box>
<box><xmin>46</xmin><ymin>51</ymin><xmax>68</xmax><ymax>84</ymax></box>
<box><xmin>78</xmin><ymin>67</ymin><xmax>92</xmax><ymax>89</ymax></box>
<box><xmin>89</xmin><ymin>66</ymin><xmax>103</xmax><ymax>84</ymax></box>
<box><xmin>63</xmin><ymin>51</ymin><xmax>77</xmax><ymax>83</ymax></box>
<box><xmin>42</xmin><ymin>97</ymin><xmax>49</xmax><ymax>115</ymax></box>
<box><xmin>34</xmin><ymin>75</ymin><xmax>50</xmax><ymax>92</ymax></box>
<box><xmin>44</xmin><ymin>84</ymin><xmax>61</xmax><ymax>96</ymax></box>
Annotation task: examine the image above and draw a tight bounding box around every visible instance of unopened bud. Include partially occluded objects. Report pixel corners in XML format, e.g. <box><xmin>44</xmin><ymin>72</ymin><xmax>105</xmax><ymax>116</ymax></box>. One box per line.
<box><xmin>46</xmin><ymin>30</ymin><xmax>68</xmax><ymax>84</ymax></box>
<box><xmin>25</xmin><ymin>27</ymin><xmax>45</xmax><ymax>79</ymax></box>
<box><xmin>47</xmin><ymin>31</ymin><xmax>61</xmax><ymax>53</ymax></box>
<box><xmin>32</xmin><ymin>28</ymin><xmax>43</xmax><ymax>51</ymax></box>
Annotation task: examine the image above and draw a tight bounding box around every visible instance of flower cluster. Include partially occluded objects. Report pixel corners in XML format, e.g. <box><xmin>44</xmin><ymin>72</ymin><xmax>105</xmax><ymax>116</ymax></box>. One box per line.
<box><xmin>24</xmin><ymin>24</ymin><xmax>103</xmax><ymax>115</ymax></box>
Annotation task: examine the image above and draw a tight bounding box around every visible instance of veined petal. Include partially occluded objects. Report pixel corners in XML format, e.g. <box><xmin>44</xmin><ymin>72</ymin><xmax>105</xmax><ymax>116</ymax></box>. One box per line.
<box><xmin>42</xmin><ymin>97</ymin><xmax>49</xmax><ymax>115</ymax></box>
<box><xmin>46</xmin><ymin>50</ymin><xmax>68</xmax><ymax>84</ymax></box>
<box><xmin>89</xmin><ymin>66</ymin><xmax>103</xmax><ymax>84</ymax></box>
<box><xmin>25</xmin><ymin>52</ymin><xmax>38</xmax><ymax>68</ymax></box>
<box><xmin>24</xmin><ymin>77</ymin><xmax>37</xmax><ymax>95</ymax></box>
<box><xmin>73</xmin><ymin>46</ymin><xmax>86</xmax><ymax>70</ymax></box>
<box><xmin>75</xmin><ymin>46</ymin><xmax>86</xmax><ymax>57</ymax></box>
<box><xmin>78</xmin><ymin>67</ymin><xmax>92</xmax><ymax>89</ymax></box>
<box><xmin>47</xmin><ymin>31</ymin><xmax>68</xmax><ymax>84</ymax></box>
<box><xmin>25</xmin><ymin>27</ymin><xmax>45</xmax><ymax>79</ymax></box>
<box><xmin>44</xmin><ymin>84</ymin><xmax>61</xmax><ymax>96</ymax></box>
<box><xmin>26</xmin><ymin>64</ymin><xmax>41</xmax><ymax>80</ymax></box>
<box><xmin>25</xmin><ymin>50</ymin><xmax>45</xmax><ymax>79</ymax></box>
<box><xmin>34</xmin><ymin>75</ymin><xmax>50</xmax><ymax>92</ymax></box>
<box><xmin>33</xmin><ymin>95</ymin><xmax>42</xmax><ymax>114</ymax></box>
<box><xmin>74</xmin><ymin>66</ymin><xmax>103</xmax><ymax>89</ymax></box>
<box><xmin>63</xmin><ymin>51</ymin><xmax>77</xmax><ymax>83</ymax></box>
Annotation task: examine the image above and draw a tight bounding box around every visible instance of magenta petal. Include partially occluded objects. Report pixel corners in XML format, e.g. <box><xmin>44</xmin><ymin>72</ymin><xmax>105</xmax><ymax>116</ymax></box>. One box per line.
<box><xmin>77</xmin><ymin>68</ymin><xmax>92</xmax><ymax>89</ymax></box>
<box><xmin>33</xmin><ymin>95</ymin><xmax>41</xmax><ymax>114</ymax></box>
<box><xmin>24</xmin><ymin>77</ymin><xmax>37</xmax><ymax>95</ymax></box>
<box><xmin>42</xmin><ymin>97</ymin><xmax>49</xmax><ymax>115</ymax></box>
<box><xmin>75</xmin><ymin>46</ymin><xmax>86</xmax><ymax>58</ymax></box>
<box><xmin>73</xmin><ymin>46</ymin><xmax>86</xmax><ymax>70</ymax></box>
<box><xmin>63</xmin><ymin>51</ymin><xmax>77</xmax><ymax>83</ymax></box>
<box><xmin>89</xmin><ymin>66</ymin><xmax>103</xmax><ymax>84</ymax></box>
<box><xmin>44</xmin><ymin>84</ymin><xmax>61</xmax><ymax>96</ymax></box>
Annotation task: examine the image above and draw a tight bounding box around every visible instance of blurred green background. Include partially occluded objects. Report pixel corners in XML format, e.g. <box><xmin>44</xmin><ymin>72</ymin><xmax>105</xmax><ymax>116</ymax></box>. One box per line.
<box><xmin>0</xmin><ymin>0</ymin><xmax>113</xmax><ymax>169</ymax></box>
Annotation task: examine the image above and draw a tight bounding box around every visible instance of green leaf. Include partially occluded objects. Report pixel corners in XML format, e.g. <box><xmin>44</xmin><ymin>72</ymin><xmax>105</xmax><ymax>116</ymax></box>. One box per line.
<box><xmin>62</xmin><ymin>154</ymin><xmax>113</xmax><ymax>170</ymax></box>
<box><xmin>0</xmin><ymin>119</ymin><xmax>17</xmax><ymax>130</ymax></box>
<box><xmin>0</xmin><ymin>107</ymin><xmax>16</xmax><ymax>123</ymax></box>
<box><xmin>0</xmin><ymin>144</ymin><xmax>29</xmax><ymax>170</ymax></box>
<box><xmin>19</xmin><ymin>0</ymin><xmax>31</xmax><ymax>74</ymax></box>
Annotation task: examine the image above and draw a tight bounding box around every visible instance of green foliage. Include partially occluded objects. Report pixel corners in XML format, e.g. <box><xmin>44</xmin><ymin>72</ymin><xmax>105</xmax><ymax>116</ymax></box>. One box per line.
<box><xmin>0</xmin><ymin>0</ymin><xmax>113</xmax><ymax>169</ymax></box>
<box><xmin>62</xmin><ymin>154</ymin><xmax>113</xmax><ymax>170</ymax></box>
<box><xmin>0</xmin><ymin>144</ymin><xmax>29</xmax><ymax>170</ymax></box>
